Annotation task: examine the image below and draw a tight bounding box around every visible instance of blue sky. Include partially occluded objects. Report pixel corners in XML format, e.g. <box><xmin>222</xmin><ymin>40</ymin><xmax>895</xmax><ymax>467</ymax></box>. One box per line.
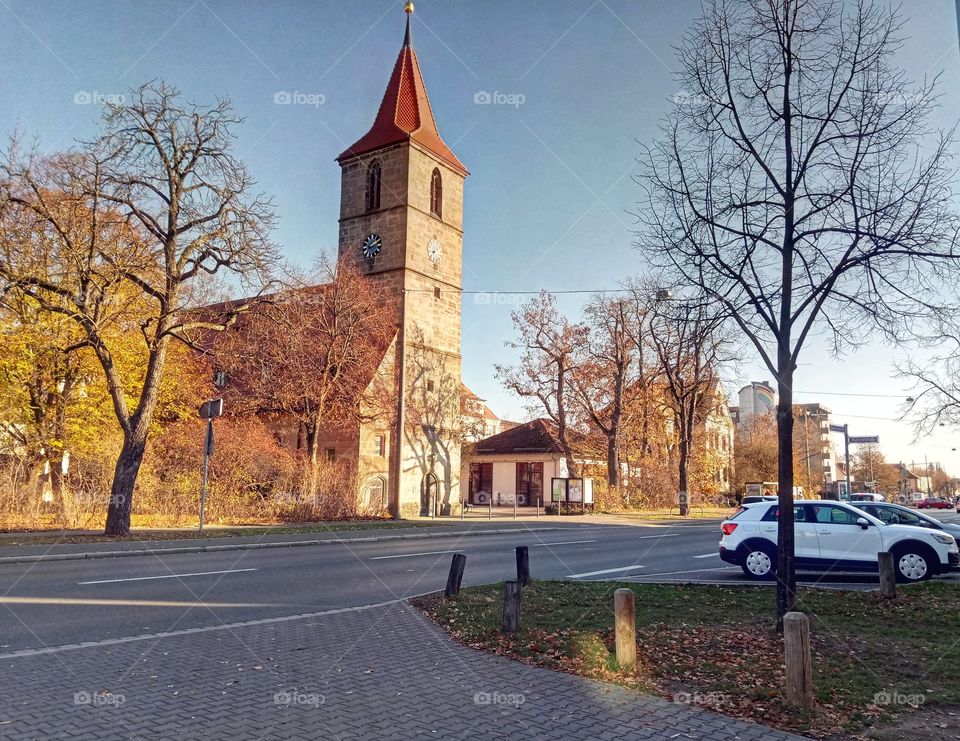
<box><xmin>2</xmin><ymin>0</ymin><xmax>959</xmax><ymax>470</ymax></box>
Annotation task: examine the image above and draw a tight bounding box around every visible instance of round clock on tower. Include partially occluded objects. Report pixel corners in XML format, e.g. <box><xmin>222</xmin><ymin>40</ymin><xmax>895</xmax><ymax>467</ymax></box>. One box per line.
<box><xmin>427</xmin><ymin>238</ymin><xmax>441</xmax><ymax>264</ymax></box>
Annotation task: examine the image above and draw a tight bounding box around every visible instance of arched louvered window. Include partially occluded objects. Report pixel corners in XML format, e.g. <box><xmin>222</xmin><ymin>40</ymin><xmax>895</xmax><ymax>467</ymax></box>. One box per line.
<box><xmin>430</xmin><ymin>168</ymin><xmax>442</xmax><ymax>218</ymax></box>
<box><xmin>365</xmin><ymin>160</ymin><xmax>382</xmax><ymax>211</ymax></box>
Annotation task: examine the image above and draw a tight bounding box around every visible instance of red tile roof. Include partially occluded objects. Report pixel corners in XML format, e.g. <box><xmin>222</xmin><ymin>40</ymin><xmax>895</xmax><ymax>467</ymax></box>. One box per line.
<box><xmin>337</xmin><ymin>16</ymin><xmax>468</xmax><ymax>176</ymax></box>
<box><xmin>461</xmin><ymin>382</ymin><xmax>501</xmax><ymax>421</ymax></box>
<box><xmin>471</xmin><ymin>418</ymin><xmax>589</xmax><ymax>456</ymax></box>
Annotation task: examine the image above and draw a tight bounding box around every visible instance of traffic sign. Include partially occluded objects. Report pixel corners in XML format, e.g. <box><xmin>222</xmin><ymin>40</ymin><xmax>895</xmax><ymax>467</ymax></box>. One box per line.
<box><xmin>199</xmin><ymin>398</ymin><xmax>224</xmax><ymax>419</ymax></box>
<box><xmin>849</xmin><ymin>435</ymin><xmax>879</xmax><ymax>444</ymax></box>
<box><xmin>829</xmin><ymin>424</ymin><xmax>847</xmax><ymax>433</ymax></box>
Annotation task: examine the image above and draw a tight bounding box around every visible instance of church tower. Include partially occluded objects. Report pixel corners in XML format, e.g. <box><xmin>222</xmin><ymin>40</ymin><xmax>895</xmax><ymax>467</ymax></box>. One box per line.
<box><xmin>337</xmin><ymin>3</ymin><xmax>467</xmax><ymax>517</ymax></box>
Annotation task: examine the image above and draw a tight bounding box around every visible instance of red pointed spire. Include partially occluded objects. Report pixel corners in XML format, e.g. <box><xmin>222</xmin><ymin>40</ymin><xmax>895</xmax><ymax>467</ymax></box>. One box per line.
<box><xmin>338</xmin><ymin>9</ymin><xmax>467</xmax><ymax>176</ymax></box>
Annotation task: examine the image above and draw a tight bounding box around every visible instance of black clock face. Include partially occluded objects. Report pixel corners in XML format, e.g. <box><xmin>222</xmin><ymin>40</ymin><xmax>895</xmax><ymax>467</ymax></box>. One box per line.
<box><xmin>362</xmin><ymin>233</ymin><xmax>382</xmax><ymax>258</ymax></box>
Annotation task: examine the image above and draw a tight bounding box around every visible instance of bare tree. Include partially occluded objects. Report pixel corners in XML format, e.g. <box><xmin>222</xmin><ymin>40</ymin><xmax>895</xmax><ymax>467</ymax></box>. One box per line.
<box><xmin>0</xmin><ymin>82</ymin><xmax>277</xmax><ymax>535</ymax></box>
<box><xmin>899</xmin><ymin>321</ymin><xmax>960</xmax><ymax>435</ymax></box>
<box><xmin>569</xmin><ymin>294</ymin><xmax>647</xmax><ymax>489</ymax></box>
<box><xmin>638</xmin><ymin>0</ymin><xmax>960</xmax><ymax>624</ymax></box>
<box><xmin>648</xmin><ymin>297</ymin><xmax>734</xmax><ymax>515</ymax></box>
<box><xmin>214</xmin><ymin>259</ymin><xmax>394</xmax><ymax>498</ymax></box>
<box><xmin>497</xmin><ymin>291</ymin><xmax>588</xmax><ymax>476</ymax></box>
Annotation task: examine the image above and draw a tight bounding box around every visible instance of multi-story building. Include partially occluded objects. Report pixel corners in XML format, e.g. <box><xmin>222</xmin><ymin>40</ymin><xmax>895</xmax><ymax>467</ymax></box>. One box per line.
<box><xmin>793</xmin><ymin>403</ymin><xmax>837</xmax><ymax>496</ymax></box>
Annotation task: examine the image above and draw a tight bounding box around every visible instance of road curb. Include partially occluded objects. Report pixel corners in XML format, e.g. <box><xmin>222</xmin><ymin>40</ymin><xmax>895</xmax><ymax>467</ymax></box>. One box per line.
<box><xmin>0</xmin><ymin>526</ymin><xmax>565</xmax><ymax>565</ymax></box>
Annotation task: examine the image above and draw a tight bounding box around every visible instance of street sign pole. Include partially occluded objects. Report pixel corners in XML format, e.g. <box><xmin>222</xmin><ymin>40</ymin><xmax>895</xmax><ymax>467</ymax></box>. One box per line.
<box><xmin>843</xmin><ymin>425</ymin><xmax>851</xmax><ymax>498</ymax></box>
<box><xmin>199</xmin><ymin>419</ymin><xmax>213</xmax><ymax>532</ymax></box>
<box><xmin>198</xmin><ymin>398</ymin><xmax>224</xmax><ymax>533</ymax></box>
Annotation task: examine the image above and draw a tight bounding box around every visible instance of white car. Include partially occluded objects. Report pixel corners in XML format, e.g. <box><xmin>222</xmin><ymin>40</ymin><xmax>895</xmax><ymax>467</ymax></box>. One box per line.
<box><xmin>719</xmin><ymin>499</ymin><xmax>960</xmax><ymax>583</ymax></box>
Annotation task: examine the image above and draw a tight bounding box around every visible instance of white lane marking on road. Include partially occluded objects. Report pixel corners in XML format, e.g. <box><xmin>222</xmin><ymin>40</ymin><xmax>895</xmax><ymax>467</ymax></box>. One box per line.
<box><xmin>370</xmin><ymin>550</ymin><xmax>462</xmax><ymax>560</ymax></box>
<box><xmin>567</xmin><ymin>565</ymin><xmax>646</xmax><ymax>578</ymax></box>
<box><xmin>693</xmin><ymin>552</ymin><xmax>719</xmax><ymax>559</ymax></box>
<box><xmin>79</xmin><ymin>568</ymin><xmax>257</xmax><ymax>585</ymax></box>
<box><xmin>530</xmin><ymin>540</ymin><xmax>595</xmax><ymax>547</ymax></box>
<box><xmin>630</xmin><ymin>566</ymin><xmax>738</xmax><ymax>578</ymax></box>
<box><xmin>370</xmin><ymin>540</ymin><xmax>596</xmax><ymax>560</ymax></box>
<box><xmin>0</xmin><ymin>595</ymin><xmax>436</xmax><ymax>660</ymax></box>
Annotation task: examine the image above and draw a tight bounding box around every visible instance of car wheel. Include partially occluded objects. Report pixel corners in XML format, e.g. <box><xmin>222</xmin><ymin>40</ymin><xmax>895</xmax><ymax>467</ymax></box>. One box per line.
<box><xmin>741</xmin><ymin>544</ymin><xmax>776</xmax><ymax>580</ymax></box>
<box><xmin>892</xmin><ymin>546</ymin><xmax>933</xmax><ymax>583</ymax></box>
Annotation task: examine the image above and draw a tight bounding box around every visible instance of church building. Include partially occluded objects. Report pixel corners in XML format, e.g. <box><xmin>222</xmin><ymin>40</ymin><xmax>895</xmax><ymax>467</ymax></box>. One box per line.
<box><xmin>334</xmin><ymin>5</ymin><xmax>468</xmax><ymax>518</ymax></box>
<box><xmin>210</xmin><ymin>5</ymin><xmax>470</xmax><ymax>519</ymax></box>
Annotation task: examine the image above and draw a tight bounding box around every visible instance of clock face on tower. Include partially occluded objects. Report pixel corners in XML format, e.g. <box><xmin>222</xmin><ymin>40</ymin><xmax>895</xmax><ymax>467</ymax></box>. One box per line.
<box><xmin>427</xmin><ymin>238</ymin><xmax>442</xmax><ymax>264</ymax></box>
<box><xmin>361</xmin><ymin>233</ymin><xmax>382</xmax><ymax>259</ymax></box>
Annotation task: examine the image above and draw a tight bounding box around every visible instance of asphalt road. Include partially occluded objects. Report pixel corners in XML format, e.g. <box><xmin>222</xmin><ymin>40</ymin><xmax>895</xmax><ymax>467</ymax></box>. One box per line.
<box><xmin>3</xmin><ymin>512</ymin><xmax>960</xmax><ymax>653</ymax></box>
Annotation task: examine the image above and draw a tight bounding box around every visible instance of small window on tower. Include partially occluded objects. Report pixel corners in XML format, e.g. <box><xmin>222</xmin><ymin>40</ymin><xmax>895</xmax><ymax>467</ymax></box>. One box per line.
<box><xmin>434</xmin><ymin>287</ymin><xmax>441</xmax><ymax>299</ymax></box>
<box><xmin>430</xmin><ymin>168</ymin><xmax>442</xmax><ymax>218</ymax></box>
<box><xmin>427</xmin><ymin>380</ymin><xmax>435</xmax><ymax>392</ymax></box>
<box><xmin>366</xmin><ymin>160</ymin><xmax>382</xmax><ymax>211</ymax></box>
<box><xmin>326</xmin><ymin>448</ymin><xmax>336</xmax><ymax>462</ymax></box>
<box><xmin>375</xmin><ymin>435</ymin><xmax>385</xmax><ymax>457</ymax></box>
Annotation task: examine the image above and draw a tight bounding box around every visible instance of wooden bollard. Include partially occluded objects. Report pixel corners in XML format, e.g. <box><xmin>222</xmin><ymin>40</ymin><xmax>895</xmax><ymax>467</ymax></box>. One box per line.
<box><xmin>445</xmin><ymin>553</ymin><xmax>467</xmax><ymax>598</ymax></box>
<box><xmin>502</xmin><ymin>580</ymin><xmax>521</xmax><ymax>633</ymax></box>
<box><xmin>878</xmin><ymin>551</ymin><xmax>897</xmax><ymax>599</ymax></box>
<box><xmin>614</xmin><ymin>588</ymin><xmax>637</xmax><ymax>670</ymax></box>
<box><xmin>516</xmin><ymin>546</ymin><xmax>530</xmax><ymax>586</ymax></box>
<box><xmin>783</xmin><ymin>611</ymin><xmax>813</xmax><ymax>708</ymax></box>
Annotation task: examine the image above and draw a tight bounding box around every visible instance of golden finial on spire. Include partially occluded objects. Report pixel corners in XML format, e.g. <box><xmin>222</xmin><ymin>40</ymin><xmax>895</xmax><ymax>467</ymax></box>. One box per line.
<box><xmin>404</xmin><ymin>2</ymin><xmax>414</xmax><ymax>14</ymax></box>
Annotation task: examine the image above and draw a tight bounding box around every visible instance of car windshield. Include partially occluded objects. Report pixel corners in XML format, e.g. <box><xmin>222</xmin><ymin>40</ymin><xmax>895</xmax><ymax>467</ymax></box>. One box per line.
<box><xmin>859</xmin><ymin>504</ymin><xmax>940</xmax><ymax>529</ymax></box>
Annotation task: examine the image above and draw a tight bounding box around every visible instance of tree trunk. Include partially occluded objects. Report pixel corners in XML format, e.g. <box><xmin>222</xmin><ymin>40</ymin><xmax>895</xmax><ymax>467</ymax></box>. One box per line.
<box><xmin>607</xmin><ymin>434</ymin><xmax>620</xmax><ymax>489</ymax></box>
<box><xmin>678</xmin><ymin>426</ymin><xmax>690</xmax><ymax>516</ymax></box>
<box><xmin>775</xmin><ymin>370</ymin><xmax>797</xmax><ymax>630</ymax></box>
<box><xmin>48</xmin><ymin>455</ymin><xmax>69</xmax><ymax>525</ymax></box>
<box><xmin>104</xmin><ymin>430</ymin><xmax>147</xmax><ymax>536</ymax></box>
<box><xmin>305</xmin><ymin>417</ymin><xmax>319</xmax><ymax>501</ymax></box>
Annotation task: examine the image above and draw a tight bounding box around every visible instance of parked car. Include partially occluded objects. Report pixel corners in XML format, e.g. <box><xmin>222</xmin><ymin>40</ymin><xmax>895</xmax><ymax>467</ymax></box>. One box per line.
<box><xmin>849</xmin><ymin>492</ymin><xmax>885</xmax><ymax>502</ymax></box>
<box><xmin>917</xmin><ymin>497</ymin><xmax>951</xmax><ymax>510</ymax></box>
<box><xmin>718</xmin><ymin>500</ymin><xmax>959</xmax><ymax>582</ymax></box>
<box><xmin>848</xmin><ymin>501</ymin><xmax>960</xmax><ymax>542</ymax></box>
<box><xmin>740</xmin><ymin>495</ymin><xmax>778</xmax><ymax>505</ymax></box>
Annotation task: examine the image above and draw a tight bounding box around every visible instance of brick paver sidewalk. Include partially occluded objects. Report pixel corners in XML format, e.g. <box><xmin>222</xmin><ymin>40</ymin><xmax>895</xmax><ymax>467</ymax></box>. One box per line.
<box><xmin>0</xmin><ymin>601</ymin><xmax>806</xmax><ymax>740</ymax></box>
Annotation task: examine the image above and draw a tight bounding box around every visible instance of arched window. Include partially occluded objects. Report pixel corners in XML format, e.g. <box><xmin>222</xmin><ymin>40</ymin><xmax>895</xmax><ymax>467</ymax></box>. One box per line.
<box><xmin>365</xmin><ymin>476</ymin><xmax>387</xmax><ymax>512</ymax></box>
<box><xmin>365</xmin><ymin>160</ymin><xmax>381</xmax><ymax>211</ymax></box>
<box><xmin>430</xmin><ymin>168</ymin><xmax>442</xmax><ymax>218</ymax></box>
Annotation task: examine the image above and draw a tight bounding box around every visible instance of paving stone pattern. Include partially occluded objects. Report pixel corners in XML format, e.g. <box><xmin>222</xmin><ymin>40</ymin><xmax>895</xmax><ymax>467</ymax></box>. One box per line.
<box><xmin>0</xmin><ymin>602</ymin><xmax>807</xmax><ymax>740</ymax></box>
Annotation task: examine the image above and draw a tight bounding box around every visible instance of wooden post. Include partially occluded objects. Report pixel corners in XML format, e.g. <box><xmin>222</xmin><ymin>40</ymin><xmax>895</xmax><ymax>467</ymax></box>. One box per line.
<box><xmin>502</xmin><ymin>580</ymin><xmax>521</xmax><ymax>633</ymax></box>
<box><xmin>445</xmin><ymin>553</ymin><xmax>467</xmax><ymax>598</ymax></box>
<box><xmin>516</xmin><ymin>546</ymin><xmax>530</xmax><ymax>586</ymax></box>
<box><xmin>514</xmin><ymin>496</ymin><xmax>517</xmax><ymax>519</ymax></box>
<box><xmin>536</xmin><ymin>497</ymin><xmax>540</xmax><ymax>518</ymax></box>
<box><xmin>614</xmin><ymin>588</ymin><xmax>637</xmax><ymax>670</ymax></box>
<box><xmin>783</xmin><ymin>611</ymin><xmax>813</xmax><ymax>708</ymax></box>
<box><xmin>488</xmin><ymin>498</ymin><xmax>492</xmax><ymax>520</ymax></box>
<box><xmin>878</xmin><ymin>551</ymin><xmax>897</xmax><ymax>599</ymax></box>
